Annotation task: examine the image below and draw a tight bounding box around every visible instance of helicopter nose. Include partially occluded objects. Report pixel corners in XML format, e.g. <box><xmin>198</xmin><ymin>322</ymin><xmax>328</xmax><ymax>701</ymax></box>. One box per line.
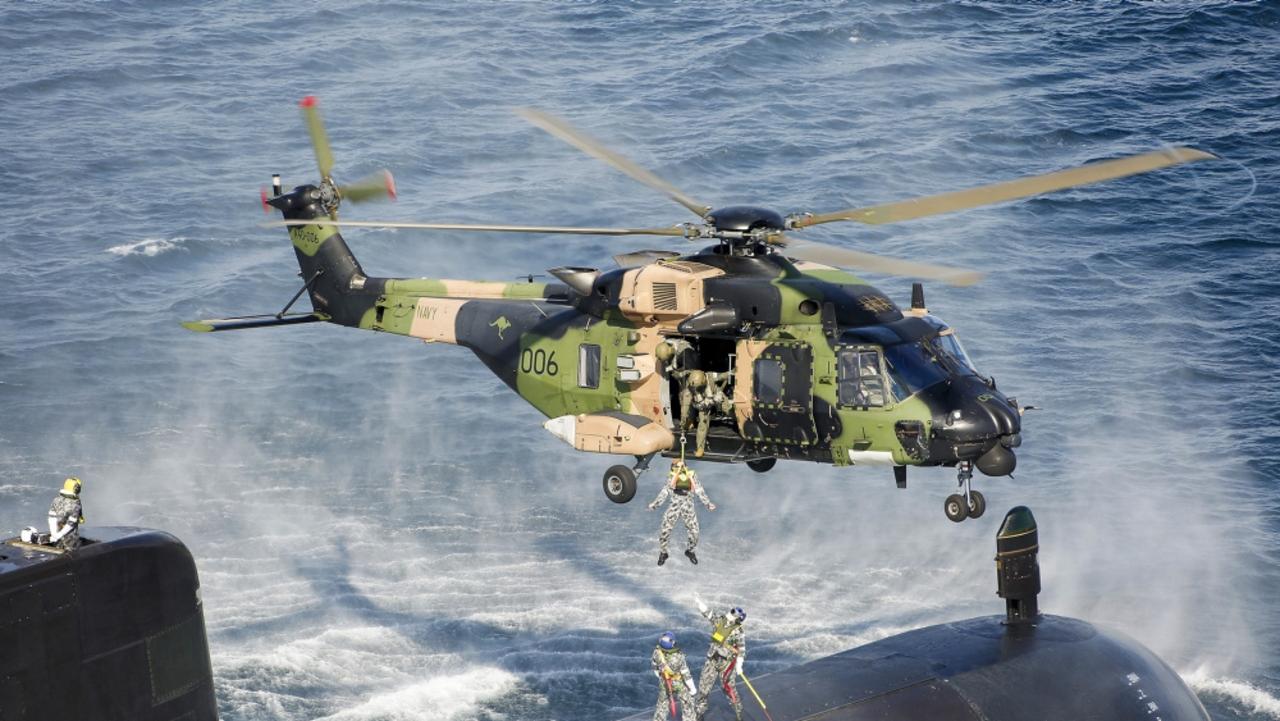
<box><xmin>937</xmin><ymin>377</ymin><xmax>1022</xmax><ymax>475</ymax></box>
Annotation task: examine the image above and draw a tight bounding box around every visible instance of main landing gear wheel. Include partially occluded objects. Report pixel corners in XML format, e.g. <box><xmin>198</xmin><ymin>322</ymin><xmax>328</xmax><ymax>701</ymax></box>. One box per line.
<box><xmin>603</xmin><ymin>465</ymin><xmax>637</xmax><ymax>504</ymax></box>
<box><xmin>945</xmin><ymin>460</ymin><xmax>984</xmax><ymax>522</ymax></box>
<box><xmin>747</xmin><ymin>457</ymin><xmax>776</xmax><ymax>473</ymax></box>
<box><xmin>967</xmin><ymin>490</ymin><xmax>987</xmax><ymax>519</ymax></box>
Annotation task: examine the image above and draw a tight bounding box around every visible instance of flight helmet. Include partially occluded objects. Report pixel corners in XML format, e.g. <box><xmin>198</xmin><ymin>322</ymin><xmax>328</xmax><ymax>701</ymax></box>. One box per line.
<box><xmin>658</xmin><ymin>631</ymin><xmax>678</xmax><ymax>650</ymax></box>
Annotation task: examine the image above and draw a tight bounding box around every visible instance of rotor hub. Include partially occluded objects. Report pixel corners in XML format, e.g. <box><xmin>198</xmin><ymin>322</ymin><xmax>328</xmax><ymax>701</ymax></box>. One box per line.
<box><xmin>315</xmin><ymin>178</ymin><xmax>341</xmax><ymax>217</ymax></box>
<box><xmin>706</xmin><ymin>205</ymin><xmax>786</xmax><ymax>234</ymax></box>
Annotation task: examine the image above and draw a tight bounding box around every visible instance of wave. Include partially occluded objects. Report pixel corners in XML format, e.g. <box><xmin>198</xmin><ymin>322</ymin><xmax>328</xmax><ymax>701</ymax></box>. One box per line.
<box><xmin>1184</xmin><ymin>667</ymin><xmax>1280</xmax><ymax>719</ymax></box>
<box><xmin>315</xmin><ymin>667</ymin><xmax>519</xmax><ymax>721</ymax></box>
<box><xmin>106</xmin><ymin>237</ymin><xmax>187</xmax><ymax>257</ymax></box>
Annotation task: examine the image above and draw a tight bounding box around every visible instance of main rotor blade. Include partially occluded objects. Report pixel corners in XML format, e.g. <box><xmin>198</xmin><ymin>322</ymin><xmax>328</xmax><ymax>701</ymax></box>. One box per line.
<box><xmin>782</xmin><ymin>237</ymin><xmax>983</xmax><ymax>286</ymax></box>
<box><xmin>299</xmin><ymin>96</ymin><xmax>335</xmax><ymax>181</ymax></box>
<box><xmin>518</xmin><ymin>108</ymin><xmax>713</xmax><ymax>219</ymax></box>
<box><xmin>794</xmin><ymin>147</ymin><xmax>1217</xmax><ymax>228</ymax></box>
<box><xmin>265</xmin><ymin>218</ymin><xmax>690</xmax><ymax>237</ymax></box>
<box><xmin>340</xmin><ymin>169</ymin><xmax>397</xmax><ymax>203</ymax></box>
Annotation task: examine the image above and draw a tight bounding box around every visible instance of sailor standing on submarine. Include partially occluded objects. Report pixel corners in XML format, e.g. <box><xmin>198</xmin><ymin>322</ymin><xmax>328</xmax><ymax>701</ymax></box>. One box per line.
<box><xmin>652</xmin><ymin>631</ymin><xmax>698</xmax><ymax>721</ymax></box>
<box><xmin>48</xmin><ymin>476</ymin><xmax>85</xmax><ymax>551</ymax></box>
<box><xmin>694</xmin><ymin>595</ymin><xmax>747</xmax><ymax>721</ymax></box>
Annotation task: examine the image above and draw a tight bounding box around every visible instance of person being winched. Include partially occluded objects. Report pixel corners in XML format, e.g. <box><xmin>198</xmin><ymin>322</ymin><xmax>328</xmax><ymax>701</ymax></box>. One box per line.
<box><xmin>48</xmin><ymin>476</ymin><xmax>85</xmax><ymax>551</ymax></box>
<box><xmin>648</xmin><ymin>459</ymin><xmax>715</xmax><ymax>566</ymax></box>
<box><xmin>651</xmin><ymin>631</ymin><xmax>697</xmax><ymax>721</ymax></box>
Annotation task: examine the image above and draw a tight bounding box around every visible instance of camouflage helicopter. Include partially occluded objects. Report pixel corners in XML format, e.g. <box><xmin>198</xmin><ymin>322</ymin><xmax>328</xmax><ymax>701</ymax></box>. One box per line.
<box><xmin>185</xmin><ymin>97</ymin><xmax>1214</xmax><ymax>522</ymax></box>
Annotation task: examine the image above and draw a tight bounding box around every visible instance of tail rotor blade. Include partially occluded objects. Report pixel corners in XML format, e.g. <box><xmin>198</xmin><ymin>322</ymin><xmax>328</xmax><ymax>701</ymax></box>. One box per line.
<box><xmin>340</xmin><ymin>169</ymin><xmax>397</xmax><ymax>204</ymax></box>
<box><xmin>299</xmin><ymin>96</ymin><xmax>335</xmax><ymax>181</ymax></box>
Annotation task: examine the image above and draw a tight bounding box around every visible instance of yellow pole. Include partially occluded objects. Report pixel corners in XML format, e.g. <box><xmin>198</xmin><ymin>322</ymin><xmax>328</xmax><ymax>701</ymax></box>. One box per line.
<box><xmin>739</xmin><ymin>671</ymin><xmax>774</xmax><ymax>721</ymax></box>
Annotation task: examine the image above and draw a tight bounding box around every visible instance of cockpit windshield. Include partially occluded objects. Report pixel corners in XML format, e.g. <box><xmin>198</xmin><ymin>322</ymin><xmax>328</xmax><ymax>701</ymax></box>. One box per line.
<box><xmin>882</xmin><ymin>342</ymin><xmax>948</xmax><ymax>396</ymax></box>
<box><xmin>841</xmin><ymin>317</ymin><xmax>982</xmax><ymax>399</ymax></box>
<box><xmin>930</xmin><ymin>331</ymin><xmax>978</xmax><ymax>376</ymax></box>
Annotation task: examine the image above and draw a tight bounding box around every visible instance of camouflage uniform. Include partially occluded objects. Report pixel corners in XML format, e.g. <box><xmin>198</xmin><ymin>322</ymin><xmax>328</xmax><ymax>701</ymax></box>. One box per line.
<box><xmin>692</xmin><ymin>372</ymin><xmax>734</xmax><ymax>458</ymax></box>
<box><xmin>673</xmin><ymin>369</ymin><xmax>700</xmax><ymax>431</ymax></box>
<box><xmin>649</xmin><ymin>466</ymin><xmax>715</xmax><ymax>556</ymax></box>
<box><xmin>48</xmin><ymin>494</ymin><xmax>82</xmax><ymax>551</ymax></box>
<box><xmin>695</xmin><ymin>609</ymin><xmax>746</xmax><ymax>720</ymax></box>
<box><xmin>652</xmin><ymin>644</ymin><xmax>696</xmax><ymax>721</ymax></box>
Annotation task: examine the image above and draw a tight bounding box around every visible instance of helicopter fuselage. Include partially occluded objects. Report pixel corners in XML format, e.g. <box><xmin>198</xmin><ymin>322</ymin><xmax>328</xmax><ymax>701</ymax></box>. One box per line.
<box><xmin>272</xmin><ymin>187</ymin><xmax>1022</xmax><ymax>482</ymax></box>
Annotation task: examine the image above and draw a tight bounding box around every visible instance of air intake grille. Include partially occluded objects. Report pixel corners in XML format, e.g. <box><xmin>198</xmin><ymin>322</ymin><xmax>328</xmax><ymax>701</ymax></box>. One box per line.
<box><xmin>652</xmin><ymin>282</ymin><xmax>679</xmax><ymax>310</ymax></box>
<box><xmin>662</xmin><ymin>260</ymin><xmax>714</xmax><ymax>274</ymax></box>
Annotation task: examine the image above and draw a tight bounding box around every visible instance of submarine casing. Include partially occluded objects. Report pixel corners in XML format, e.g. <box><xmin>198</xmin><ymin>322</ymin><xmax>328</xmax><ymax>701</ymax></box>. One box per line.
<box><xmin>619</xmin><ymin>613</ymin><xmax>1209</xmax><ymax>721</ymax></box>
<box><xmin>0</xmin><ymin>527</ymin><xmax>217</xmax><ymax>721</ymax></box>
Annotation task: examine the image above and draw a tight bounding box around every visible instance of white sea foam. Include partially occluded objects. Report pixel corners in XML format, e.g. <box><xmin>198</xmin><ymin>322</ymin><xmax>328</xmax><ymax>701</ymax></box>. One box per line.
<box><xmin>106</xmin><ymin>237</ymin><xmax>184</xmax><ymax>257</ymax></box>
<box><xmin>1183</xmin><ymin>667</ymin><xmax>1280</xmax><ymax>719</ymax></box>
<box><xmin>317</xmin><ymin>667</ymin><xmax>521</xmax><ymax>721</ymax></box>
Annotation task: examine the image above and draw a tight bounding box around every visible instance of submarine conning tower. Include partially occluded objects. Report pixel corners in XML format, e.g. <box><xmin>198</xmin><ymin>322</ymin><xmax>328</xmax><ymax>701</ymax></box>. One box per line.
<box><xmin>996</xmin><ymin>505</ymin><xmax>1040</xmax><ymax>624</ymax></box>
<box><xmin>0</xmin><ymin>527</ymin><xmax>217</xmax><ymax>721</ymax></box>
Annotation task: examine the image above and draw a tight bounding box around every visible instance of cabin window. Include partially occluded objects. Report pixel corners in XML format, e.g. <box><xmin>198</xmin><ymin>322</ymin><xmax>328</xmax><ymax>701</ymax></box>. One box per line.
<box><xmin>838</xmin><ymin>348</ymin><xmax>887</xmax><ymax>407</ymax></box>
<box><xmin>578</xmin><ymin>344</ymin><xmax>601</xmax><ymax>389</ymax></box>
<box><xmin>753</xmin><ymin>358</ymin><xmax>784</xmax><ymax>405</ymax></box>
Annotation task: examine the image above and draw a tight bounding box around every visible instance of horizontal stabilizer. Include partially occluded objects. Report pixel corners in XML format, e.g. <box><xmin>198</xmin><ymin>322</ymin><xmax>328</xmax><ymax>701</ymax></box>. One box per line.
<box><xmin>181</xmin><ymin>312</ymin><xmax>327</xmax><ymax>333</ymax></box>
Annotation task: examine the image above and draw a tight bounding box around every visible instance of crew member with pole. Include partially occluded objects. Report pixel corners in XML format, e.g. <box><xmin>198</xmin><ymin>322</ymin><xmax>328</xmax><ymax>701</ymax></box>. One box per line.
<box><xmin>694</xmin><ymin>596</ymin><xmax>747</xmax><ymax>720</ymax></box>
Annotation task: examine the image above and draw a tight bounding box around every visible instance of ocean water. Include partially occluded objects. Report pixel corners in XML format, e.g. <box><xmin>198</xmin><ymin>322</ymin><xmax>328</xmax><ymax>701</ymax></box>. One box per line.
<box><xmin>1</xmin><ymin>2</ymin><xmax>1278</xmax><ymax>720</ymax></box>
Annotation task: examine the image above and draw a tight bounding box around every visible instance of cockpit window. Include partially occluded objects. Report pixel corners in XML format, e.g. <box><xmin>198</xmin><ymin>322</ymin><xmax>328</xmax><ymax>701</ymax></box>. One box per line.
<box><xmin>930</xmin><ymin>332</ymin><xmax>978</xmax><ymax>376</ymax></box>
<box><xmin>838</xmin><ymin>348</ymin><xmax>888</xmax><ymax>407</ymax></box>
<box><xmin>883</xmin><ymin>342</ymin><xmax>948</xmax><ymax>396</ymax></box>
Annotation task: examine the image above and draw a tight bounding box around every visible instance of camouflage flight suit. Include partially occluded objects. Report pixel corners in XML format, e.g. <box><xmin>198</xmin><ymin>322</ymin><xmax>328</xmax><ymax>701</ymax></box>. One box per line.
<box><xmin>692</xmin><ymin>372</ymin><xmax>734</xmax><ymax>458</ymax></box>
<box><xmin>48</xmin><ymin>494</ymin><xmax>83</xmax><ymax>551</ymax></box>
<box><xmin>649</xmin><ymin>466</ymin><xmax>715</xmax><ymax>555</ymax></box>
<box><xmin>673</xmin><ymin>369</ymin><xmax>701</xmax><ymax>431</ymax></box>
<box><xmin>652</xmin><ymin>644</ymin><xmax>696</xmax><ymax>721</ymax></box>
<box><xmin>696</xmin><ymin>609</ymin><xmax>746</xmax><ymax>720</ymax></box>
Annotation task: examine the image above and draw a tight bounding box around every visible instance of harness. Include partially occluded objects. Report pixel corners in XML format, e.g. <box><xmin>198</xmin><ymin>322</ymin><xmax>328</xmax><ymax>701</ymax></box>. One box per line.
<box><xmin>711</xmin><ymin>618</ymin><xmax>741</xmax><ymax>651</ymax></box>
<box><xmin>657</xmin><ymin>649</ymin><xmax>682</xmax><ymax>683</ymax></box>
<box><xmin>710</xmin><ymin>621</ymin><xmax>743</xmax><ymax>706</ymax></box>
<box><xmin>673</xmin><ymin>474</ymin><xmax>692</xmax><ymax>495</ymax></box>
<box><xmin>720</xmin><ymin>662</ymin><xmax>741</xmax><ymax>704</ymax></box>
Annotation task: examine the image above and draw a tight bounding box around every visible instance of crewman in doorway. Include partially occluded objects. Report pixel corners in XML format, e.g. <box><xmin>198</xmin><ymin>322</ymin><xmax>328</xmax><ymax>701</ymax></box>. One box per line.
<box><xmin>692</xmin><ymin>371</ymin><xmax>733</xmax><ymax>458</ymax></box>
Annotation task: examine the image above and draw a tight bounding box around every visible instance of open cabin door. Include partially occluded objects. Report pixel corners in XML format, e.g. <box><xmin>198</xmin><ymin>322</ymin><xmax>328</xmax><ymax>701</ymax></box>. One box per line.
<box><xmin>734</xmin><ymin>339</ymin><xmax>818</xmax><ymax>448</ymax></box>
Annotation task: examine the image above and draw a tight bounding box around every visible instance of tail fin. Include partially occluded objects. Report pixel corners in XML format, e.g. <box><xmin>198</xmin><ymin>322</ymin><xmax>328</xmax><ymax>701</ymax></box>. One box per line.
<box><xmin>265</xmin><ymin>186</ymin><xmax>379</xmax><ymax>327</ymax></box>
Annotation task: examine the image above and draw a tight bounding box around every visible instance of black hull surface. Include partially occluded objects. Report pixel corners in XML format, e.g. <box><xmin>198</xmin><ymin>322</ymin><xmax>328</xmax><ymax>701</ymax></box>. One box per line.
<box><xmin>0</xmin><ymin>527</ymin><xmax>217</xmax><ymax>721</ymax></box>
<box><xmin>619</xmin><ymin>614</ymin><xmax>1208</xmax><ymax>721</ymax></box>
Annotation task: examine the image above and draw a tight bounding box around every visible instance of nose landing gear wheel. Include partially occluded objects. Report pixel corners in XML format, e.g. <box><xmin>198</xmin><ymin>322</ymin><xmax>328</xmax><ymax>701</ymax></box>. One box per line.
<box><xmin>944</xmin><ymin>494</ymin><xmax>969</xmax><ymax>523</ymax></box>
<box><xmin>746</xmin><ymin>457</ymin><xmax>776</xmax><ymax>473</ymax></box>
<box><xmin>603</xmin><ymin>465</ymin><xmax>637</xmax><ymax>504</ymax></box>
<box><xmin>966</xmin><ymin>490</ymin><xmax>986</xmax><ymax>519</ymax></box>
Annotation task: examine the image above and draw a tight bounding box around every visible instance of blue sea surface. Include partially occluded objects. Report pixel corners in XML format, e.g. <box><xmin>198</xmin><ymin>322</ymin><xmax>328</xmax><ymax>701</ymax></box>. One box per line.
<box><xmin>1</xmin><ymin>2</ymin><xmax>1278</xmax><ymax>720</ymax></box>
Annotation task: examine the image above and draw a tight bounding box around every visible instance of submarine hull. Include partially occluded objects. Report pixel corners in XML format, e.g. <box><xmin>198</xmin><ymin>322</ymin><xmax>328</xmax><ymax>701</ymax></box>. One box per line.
<box><xmin>0</xmin><ymin>527</ymin><xmax>217</xmax><ymax>721</ymax></box>
<box><xmin>620</xmin><ymin>614</ymin><xmax>1208</xmax><ymax>721</ymax></box>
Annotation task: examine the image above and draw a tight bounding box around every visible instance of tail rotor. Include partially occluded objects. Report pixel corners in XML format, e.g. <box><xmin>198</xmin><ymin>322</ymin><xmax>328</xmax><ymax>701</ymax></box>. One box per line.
<box><xmin>296</xmin><ymin>95</ymin><xmax>396</xmax><ymax>218</ymax></box>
